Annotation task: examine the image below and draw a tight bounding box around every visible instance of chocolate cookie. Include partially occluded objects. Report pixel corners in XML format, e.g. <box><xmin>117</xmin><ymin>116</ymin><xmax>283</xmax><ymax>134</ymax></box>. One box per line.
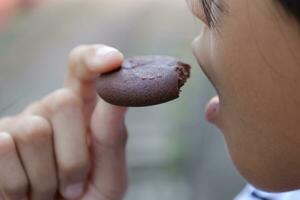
<box><xmin>96</xmin><ymin>55</ymin><xmax>191</xmax><ymax>107</ymax></box>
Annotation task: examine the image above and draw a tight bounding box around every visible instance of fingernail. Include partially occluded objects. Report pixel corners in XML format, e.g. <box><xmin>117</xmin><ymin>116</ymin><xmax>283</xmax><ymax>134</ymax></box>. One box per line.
<box><xmin>64</xmin><ymin>183</ymin><xmax>84</xmax><ymax>199</ymax></box>
<box><xmin>96</xmin><ymin>46</ymin><xmax>119</xmax><ymax>57</ymax></box>
<box><xmin>87</xmin><ymin>46</ymin><xmax>123</xmax><ymax>71</ymax></box>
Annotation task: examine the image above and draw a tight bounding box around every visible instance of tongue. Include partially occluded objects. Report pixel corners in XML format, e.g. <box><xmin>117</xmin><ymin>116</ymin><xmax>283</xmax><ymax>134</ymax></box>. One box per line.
<box><xmin>205</xmin><ymin>96</ymin><xmax>220</xmax><ymax>123</ymax></box>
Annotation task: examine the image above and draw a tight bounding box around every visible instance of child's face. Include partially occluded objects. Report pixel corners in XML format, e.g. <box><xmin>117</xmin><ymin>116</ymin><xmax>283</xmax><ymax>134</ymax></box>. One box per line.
<box><xmin>187</xmin><ymin>0</ymin><xmax>300</xmax><ymax>192</ymax></box>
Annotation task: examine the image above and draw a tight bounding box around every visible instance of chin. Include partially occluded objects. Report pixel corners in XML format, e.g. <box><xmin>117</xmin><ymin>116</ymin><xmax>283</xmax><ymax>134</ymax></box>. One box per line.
<box><xmin>246</xmin><ymin>176</ymin><xmax>300</xmax><ymax>193</ymax></box>
<box><xmin>234</xmin><ymin>160</ymin><xmax>300</xmax><ymax>193</ymax></box>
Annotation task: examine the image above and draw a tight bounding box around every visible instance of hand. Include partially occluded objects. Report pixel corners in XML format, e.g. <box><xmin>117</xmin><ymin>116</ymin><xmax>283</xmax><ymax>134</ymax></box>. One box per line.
<box><xmin>0</xmin><ymin>45</ymin><xmax>128</xmax><ymax>200</ymax></box>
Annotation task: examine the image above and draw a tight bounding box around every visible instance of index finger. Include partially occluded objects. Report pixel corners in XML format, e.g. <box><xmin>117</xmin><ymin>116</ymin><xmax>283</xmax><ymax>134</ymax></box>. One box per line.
<box><xmin>64</xmin><ymin>45</ymin><xmax>124</xmax><ymax>103</ymax></box>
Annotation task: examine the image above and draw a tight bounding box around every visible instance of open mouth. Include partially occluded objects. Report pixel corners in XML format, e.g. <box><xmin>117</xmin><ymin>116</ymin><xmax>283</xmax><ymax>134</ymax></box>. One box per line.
<box><xmin>205</xmin><ymin>95</ymin><xmax>220</xmax><ymax>123</ymax></box>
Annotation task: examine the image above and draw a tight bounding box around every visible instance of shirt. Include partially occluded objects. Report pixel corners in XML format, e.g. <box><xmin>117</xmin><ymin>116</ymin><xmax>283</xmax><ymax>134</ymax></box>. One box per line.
<box><xmin>235</xmin><ymin>185</ymin><xmax>300</xmax><ymax>200</ymax></box>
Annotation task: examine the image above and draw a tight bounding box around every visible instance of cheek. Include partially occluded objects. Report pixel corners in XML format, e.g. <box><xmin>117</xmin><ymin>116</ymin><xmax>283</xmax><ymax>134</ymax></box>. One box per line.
<box><xmin>193</xmin><ymin>2</ymin><xmax>300</xmax><ymax>191</ymax></box>
<box><xmin>213</xmin><ymin>31</ymin><xmax>300</xmax><ymax>191</ymax></box>
<box><xmin>215</xmin><ymin>26</ymin><xmax>300</xmax><ymax>193</ymax></box>
<box><xmin>224</xmin><ymin>118</ymin><xmax>300</xmax><ymax>192</ymax></box>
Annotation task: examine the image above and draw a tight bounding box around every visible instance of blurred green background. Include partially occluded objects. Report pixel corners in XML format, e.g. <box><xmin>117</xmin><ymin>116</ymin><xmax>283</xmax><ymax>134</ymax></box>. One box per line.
<box><xmin>0</xmin><ymin>0</ymin><xmax>245</xmax><ymax>199</ymax></box>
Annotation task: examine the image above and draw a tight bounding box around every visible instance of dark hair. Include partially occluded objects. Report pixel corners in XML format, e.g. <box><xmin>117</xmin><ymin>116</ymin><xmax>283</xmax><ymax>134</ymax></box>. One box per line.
<box><xmin>278</xmin><ymin>0</ymin><xmax>300</xmax><ymax>22</ymax></box>
<box><xmin>200</xmin><ymin>0</ymin><xmax>227</xmax><ymax>27</ymax></box>
<box><xmin>200</xmin><ymin>0</ymin><xmax>300</xmax><ymax>27</ymax></box>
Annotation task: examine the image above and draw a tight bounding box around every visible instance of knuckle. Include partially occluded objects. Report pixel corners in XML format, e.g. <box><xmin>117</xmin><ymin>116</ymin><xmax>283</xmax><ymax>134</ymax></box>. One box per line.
<box><xmin>70</xmin><ymin>45</ymin><xmax>87</xmax><ymax>56</ymax></box>
<box><xmin>0</xmin><ymin>132</ymin><xmax>15</xmax><ymax>155</ymax></box>
<box><xmin>0</xmin><ymin>117</ymin><xmax>14</xmax><ymax>131</ymax></box>
<box><xmin>0</xmin><ymin>116</ymin><xmax>12</xmax><ymax>124</ymax></box>
<box><xmin>97</xmin><ymin>123</ymin><xmax>128</xmax><ymax>149</ymax></box>
<box><xmin>30</xmin><ymin>170</ymin><xmax>57</xmax><ymax>197</ymax></box>
<box><xmin>69</xmin><ymin>45</ymin><xmax>87</xmax><ymax>64</ymax></box>
<box><xmin>27</xmin><ymin>101</ymin><xmax>40</xmax><ymax>109</ymax></box>
<box><xmin>22</xmin><ymin>101</ymin><xmax>45</xmax><ymax>116</ymax></box>
<box><xmin>60</xmin><ymin>159</ymin><xmax>89</xmax><ymax>182</ymax></box>
<box><xmin>14</xmin><ymin>116</ymin><xmax>52</xmax><ymax>144</ymax></box>
<box><xmin>2</xmin><ymin>179</ymin><xmax>28</xmax><ymax>199</ymax></box>
<box><xmin>48</xmin><ymin>89</ymin><xmax>82</xmax><ymax>111</ymax></box>
<box><xmin>33</xmin><ymin>181</ymin><xmax>57</xmax><ymax>197</ymax></box>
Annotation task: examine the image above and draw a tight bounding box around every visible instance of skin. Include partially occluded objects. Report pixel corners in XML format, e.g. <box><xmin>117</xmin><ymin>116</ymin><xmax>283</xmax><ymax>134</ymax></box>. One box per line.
<box><xmin>188</xmin><ymin>0</ymin><xmax>300</xmax><ymax>192</ymax></box>
<box><xmin>0</xmin><ymin>45</ymin><xmax>128</xmax><ymax>199</ymax></box>
<box><xmin>0</xmin><ymin>0</ymin><xmax>300</xmax><ymax>199</ymax></box>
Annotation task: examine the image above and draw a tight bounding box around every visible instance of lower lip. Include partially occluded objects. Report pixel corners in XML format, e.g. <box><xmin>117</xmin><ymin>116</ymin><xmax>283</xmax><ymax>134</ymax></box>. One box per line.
<box><xmin>205</xmin><ymin>96</ymin><xmax>220</xmax><ymax>123</ymax></box>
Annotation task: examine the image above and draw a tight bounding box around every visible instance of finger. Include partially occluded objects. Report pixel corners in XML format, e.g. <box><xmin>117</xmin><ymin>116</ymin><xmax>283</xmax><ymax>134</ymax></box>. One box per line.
<box><xmin>64</xmin><ymin>45</ymin><xmax>124</xmax><ymax>121</ymax></box>
<box><xmin>85</xmin><ymin>99</ymin><xmax>128</xmax><ymax>200</ymax></box>
<box><xmin>21</xmin><ymin>101</ymin><xmax>49</xmax><ymax>117</ymax></box>
<box><xmin>66</xmin><ymin>45</ymin><xmax>124</xmax><ymax>82</ymax></box>
<box><xmin>24</xmin><ymin>89</ymin><xmax>90</xmax><ymax>199</ymax></box>
<box><xmin>0</xmin><ymin>192</ymin><xmax>4</xmax><ymax>200</ymax></box>
<box><xmin>44</xmin><ymin>89</ymin><xmax>90</xmax><ymax>199</ymax></box>
<box><xmin>10</xmin><ymin>115</ymin><xmax>57</xmax><ymax>200</ymax></box>
<box><xmin>0</xmin><ymin>132</ymin><xmax>28</xmax><ymax>200</ymax></box>
<box><xmin>65</xmin><ymin>45</ymin><xmax>123</xmax><ymax>101</ymax></box>
<box><xmin>91</xmin><ymin>99</ymin><xmax>127</xmax><ymax>148</ymax></box>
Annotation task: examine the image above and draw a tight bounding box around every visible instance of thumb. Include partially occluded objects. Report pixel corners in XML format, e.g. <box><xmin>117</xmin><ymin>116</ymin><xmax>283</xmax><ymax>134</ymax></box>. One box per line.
<box><xmin>88</xmin><ymin>98</ymin><xmax>128</xmax><ymax>200</ymax></box>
